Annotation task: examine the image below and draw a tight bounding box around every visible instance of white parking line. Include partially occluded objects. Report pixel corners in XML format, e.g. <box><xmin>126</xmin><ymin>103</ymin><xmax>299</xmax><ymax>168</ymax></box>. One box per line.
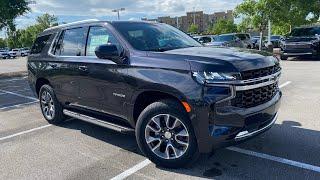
<box><xmin>0</xmin><ymin>100</ymin><xmax>39</xmax><ymax>110</ymax></box>
<box><xmin>0</xmin><ymin>124</ymin><xmax>52</xmax><ymax>141</ymax></box>
<box><xmin>279</xmin><ymin>81</ymin><xmax>292</xmax><ymax>89</ymax></box>
<box><xmin>110</xmin><ymin>159</ymin><xmax>152</xmax><ymax>180</ymax></box>
<box><xmin>0</xmin><ymin>89</ymin><xmax>38</xmax><ymax>101</ymax></box>
<box><xmin>227</xmin><ymin>147</ymin><xmax>320</xmax><ymax>173</ymax></box>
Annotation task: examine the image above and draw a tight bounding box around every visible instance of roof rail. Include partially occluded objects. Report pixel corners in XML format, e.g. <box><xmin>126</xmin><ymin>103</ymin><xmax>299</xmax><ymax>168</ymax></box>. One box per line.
<box><xmin>44</xmin><ymin>19</ymin><xmax>100</xmax><ymax>31</ymax></box>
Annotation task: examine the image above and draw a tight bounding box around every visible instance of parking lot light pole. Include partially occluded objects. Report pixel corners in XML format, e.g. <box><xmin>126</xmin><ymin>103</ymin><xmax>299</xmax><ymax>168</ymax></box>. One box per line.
<box><xmin>112</xmin><ymin>8</ymin><xmax>125</xmax><ymax>20</ymax></box>
<box><xmin>267</xmin><ymin>20</ymin><xmax>273</xmax><ymax>52</ymax></box>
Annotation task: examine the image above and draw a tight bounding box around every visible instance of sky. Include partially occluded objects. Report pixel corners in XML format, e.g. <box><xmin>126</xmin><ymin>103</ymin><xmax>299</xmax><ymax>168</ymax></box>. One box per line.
<box><xmin>0</xmin><ymin>0</ymin><xmax>243</xmax><ymax>38</ymax></box>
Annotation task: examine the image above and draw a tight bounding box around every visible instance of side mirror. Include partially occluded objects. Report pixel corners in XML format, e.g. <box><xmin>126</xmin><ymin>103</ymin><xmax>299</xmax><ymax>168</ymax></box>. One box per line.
<box><xmin>199</xmin><ymin>40</ymin><xmax>204</xmax><ymax>44</ymax></box>
<box><xmin>95</xmin><ymin>44</ymin><xmax>122</xmax><ymax>64</ymax></box>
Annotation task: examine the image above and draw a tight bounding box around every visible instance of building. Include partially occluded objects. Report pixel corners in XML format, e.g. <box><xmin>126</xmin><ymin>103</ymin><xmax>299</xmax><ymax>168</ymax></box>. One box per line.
<box><xmin>143</xmin><ymin>10</ymin><xmax>234</xmax><ymax>33</ymax></box>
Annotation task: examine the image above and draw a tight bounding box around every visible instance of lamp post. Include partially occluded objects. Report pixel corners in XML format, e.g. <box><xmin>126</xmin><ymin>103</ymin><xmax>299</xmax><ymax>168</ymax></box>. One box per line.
<box><xmin>112</xmin><ymin>8</ymin><xmax>125</xmax><ymax>20</ymax></box>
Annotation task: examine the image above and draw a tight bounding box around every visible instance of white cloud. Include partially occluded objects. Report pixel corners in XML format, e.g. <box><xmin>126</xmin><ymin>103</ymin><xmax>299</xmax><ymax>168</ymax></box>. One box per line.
<box><xmin>30</xmin><ymin>0</ymin><xmax>242</xmax><ymax>17</ymax></box>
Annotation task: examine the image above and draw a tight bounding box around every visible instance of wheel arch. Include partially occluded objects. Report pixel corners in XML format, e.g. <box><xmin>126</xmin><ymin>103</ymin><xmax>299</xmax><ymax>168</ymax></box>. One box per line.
<box><xmin>131</xmin><ymin>90</ymin><xmax>190</xmax><ymax>125</ymax></box>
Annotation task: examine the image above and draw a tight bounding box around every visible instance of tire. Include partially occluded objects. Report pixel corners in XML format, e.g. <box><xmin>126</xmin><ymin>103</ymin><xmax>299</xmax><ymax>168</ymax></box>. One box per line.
<box><xmin>39</xmin><ymin>84</ymin><xmax>66</xmax><ymax>124</ymax></box>
<box><xmin>136</xmin><ymin>99</ymin><xmax>199</xmax><ymax>168</ymax></box>
<box><xmin>280</xmin><ymin>55</ymin><xmax>288</xmax><ymax>60</ymax></box>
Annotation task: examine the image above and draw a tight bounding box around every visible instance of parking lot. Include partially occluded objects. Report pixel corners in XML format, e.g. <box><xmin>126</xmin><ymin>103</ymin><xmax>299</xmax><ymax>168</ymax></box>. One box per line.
<box><xmin>0</xmin><ymin>59</ymin><xmax>320</xmax><ymax>179</ymax></box>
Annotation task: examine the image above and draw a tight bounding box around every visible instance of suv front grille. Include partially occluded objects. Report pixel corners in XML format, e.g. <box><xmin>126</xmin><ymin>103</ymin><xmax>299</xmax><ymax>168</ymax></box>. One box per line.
<box><xmin>232</xmin><ymin>83</ymin><xmax>278</xmax><ymax>108</ymax></box>
<box><xmin>241</xmin><ymin>64</ymin><xmax>281</xmax><ymax>80</ymax></box>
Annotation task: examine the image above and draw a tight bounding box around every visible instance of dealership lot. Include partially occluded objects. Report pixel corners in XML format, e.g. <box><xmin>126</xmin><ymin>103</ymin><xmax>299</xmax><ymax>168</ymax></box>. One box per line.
<box><xmin>0</xmin><ymin>60</ymin><xmax>320</xmax><ymax>179</ymax></box>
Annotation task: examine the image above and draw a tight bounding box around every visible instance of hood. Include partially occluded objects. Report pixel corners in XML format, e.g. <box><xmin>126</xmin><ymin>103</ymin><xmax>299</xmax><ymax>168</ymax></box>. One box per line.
<box><xmin>284</xmin><ymin>36</ymin><xmax>318</xmax><ymax>43</ymax></box>
<box><xmin>163</xmin><ymin>47</ymin><xmax>277</xmax><ymax>72</ymax></box>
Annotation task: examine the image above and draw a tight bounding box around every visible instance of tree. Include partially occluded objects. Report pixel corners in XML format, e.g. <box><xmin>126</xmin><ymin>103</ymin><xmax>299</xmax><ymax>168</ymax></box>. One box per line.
<box><xmin>188</xmin><ymin>24</ymin><xmax>199</xmax><ymax>34</ymax></box>
<box><xmin>0</xmin><ymin>38</ymin><xmax>6</xmax><ymax>48</ymax></box>
<box><xmin>235</xmin><ymin>0</ymin><xmax>320</xmax><ymax>39</ymax></box>
<box><xmin>6</xmin><ymin>13</ymin><xmax>58</xmax><ymax>48</ymax></box>
<box><xmin>210</xmin><ymin>19</ymin><xmax>237</xmax><ymax>34</ymax></box>
<box><xmin>0</xmin><ymin>0</ymin><xmax>30</xmax><ymax>30</ymax></box>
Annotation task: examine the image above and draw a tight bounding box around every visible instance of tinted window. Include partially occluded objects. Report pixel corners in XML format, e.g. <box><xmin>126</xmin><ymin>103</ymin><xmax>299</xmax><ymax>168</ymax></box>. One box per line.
<box><xmin>86</xmin><ymin>26</ymin><xmax>119</xmax><ymax>56</ymax></box>
<box><xmin>200</xmin><ymin>37</ymin><xmax>212</xmax><ymax>43</ymax></box>
<box><xmin>112</xmin><ymin>22</ymin><xmax>201</xmax><ymax>52</ymax></box>
<box><xmin>290</xmin><ymin>27</ymin><xmax>320</xmax><ymax>37</ymax></box>
<box><xmin>236</xmin><ymin>34</ymin><xmax>249</xmax><ymax>40</ymax></box>
<box><xmin>215</xmin><ymin>35</ymin><xmax>234</xmax><ymax>42</ymax></box>
<box><xmin>54</xmin><ymin>28</ymin><xmax>86</xmax><ymax>56</ymax></box>
<box><xmin>31</xmin><ymin>34</ymin><xmax>52</xmax><ymax>54</ymax></box>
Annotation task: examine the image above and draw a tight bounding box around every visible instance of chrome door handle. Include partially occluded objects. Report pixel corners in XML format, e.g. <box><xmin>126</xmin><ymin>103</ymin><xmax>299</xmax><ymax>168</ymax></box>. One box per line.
<box><xmin>78</xmin><ymin>65</ymin><xmax>88</xmax><ymax>71</ymax></box>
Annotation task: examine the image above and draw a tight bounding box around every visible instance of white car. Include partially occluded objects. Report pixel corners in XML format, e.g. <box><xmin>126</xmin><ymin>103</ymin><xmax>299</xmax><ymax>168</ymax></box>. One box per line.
<box><xmin>11</xmin><ymin>49</ymin><xmax>22</xmax><ymax>56</ymax></box>
<box><xmin>8</xmin><ymin>50</ymin><xmax>17</xmax><ymax>58</ymax></box>
<box><xmin>0</xmin><ymin>50</ymin><xmax>10</xmax><ymax>59</ymax></box>
<box><xmin>20</xmin><ymin>48</ymin><xmax>30</xmax><ymax>56</ymax></box>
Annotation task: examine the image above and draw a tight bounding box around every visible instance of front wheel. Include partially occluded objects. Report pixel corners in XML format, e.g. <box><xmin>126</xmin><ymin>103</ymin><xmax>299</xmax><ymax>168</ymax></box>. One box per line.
<box><xmin>136</xmin><ymin>99</ymin><xmax>199</xmax><ymax>168</ymax></box>
<box><xmin>39</xmin><ymin>85</ymin><xmax>66</xmax><ymax>124</ymax></box>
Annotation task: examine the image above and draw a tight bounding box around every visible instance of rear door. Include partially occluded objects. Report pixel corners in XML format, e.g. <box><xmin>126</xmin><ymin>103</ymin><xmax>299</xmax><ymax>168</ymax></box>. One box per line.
<box><xmin>49</xmin><ymin>27</ymin><xmax>88</xmax><ymax>105</ymax></box>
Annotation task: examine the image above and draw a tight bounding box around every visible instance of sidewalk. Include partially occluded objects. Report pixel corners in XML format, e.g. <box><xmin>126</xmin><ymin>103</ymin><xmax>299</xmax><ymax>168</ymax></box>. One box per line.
<box><xmin>0</xmin><ymin>57</ymin><xmax>27</xmax><ymax>78</ymax></box>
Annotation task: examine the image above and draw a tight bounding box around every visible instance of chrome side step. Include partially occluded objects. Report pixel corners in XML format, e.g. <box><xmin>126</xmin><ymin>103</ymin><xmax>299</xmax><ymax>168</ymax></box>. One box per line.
<box><xmin>63</xmin><ymin>109</ymin><xmax>134</xmax><ymax>134</ymax></box>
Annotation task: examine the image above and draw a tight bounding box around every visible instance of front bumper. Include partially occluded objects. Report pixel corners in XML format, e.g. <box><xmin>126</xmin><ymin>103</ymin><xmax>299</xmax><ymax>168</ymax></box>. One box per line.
<box><xmin>191</xmin><ymin>81</ymin><xmax>282</xmax><ymax>153</ymax></box>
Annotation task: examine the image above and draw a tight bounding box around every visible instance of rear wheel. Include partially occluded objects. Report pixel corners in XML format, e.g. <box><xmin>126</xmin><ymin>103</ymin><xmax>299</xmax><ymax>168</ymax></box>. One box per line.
<box><xmin>136</xmin><ymin>99</ymin><xmax>199</xmax><ymax>168</ymax></box>
<box><xmin>39</xmin><ymin>85</ymin><xmax>66</xmax><ymax>124</ymax></box>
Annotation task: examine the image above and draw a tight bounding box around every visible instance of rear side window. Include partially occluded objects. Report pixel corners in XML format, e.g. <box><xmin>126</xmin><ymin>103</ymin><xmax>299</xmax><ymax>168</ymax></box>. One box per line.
<box><xmin>31</xmin><ymin>34</ymin><xmax>52</xmax><ymax>54</ymax></box>
<box><xmin>54</xmin><ymin>28</ymin><xmax>86</xmax><ymax>56</ymax></box>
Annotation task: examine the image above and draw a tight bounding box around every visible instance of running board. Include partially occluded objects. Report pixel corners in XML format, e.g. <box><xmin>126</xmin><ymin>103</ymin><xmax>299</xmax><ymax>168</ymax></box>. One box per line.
<box><xmin>63</xmin><ymin>109</ymin><xmax>134</xmax><ymax>134</ymax></box>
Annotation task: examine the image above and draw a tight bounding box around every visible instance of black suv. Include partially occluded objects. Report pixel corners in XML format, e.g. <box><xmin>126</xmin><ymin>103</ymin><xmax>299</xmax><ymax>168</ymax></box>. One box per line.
<box><xmin>280</xmin><ymin>26</ymin><xmax>320</xmax><ymax>60</ymax></box>
<box><xmin>28</xmin><ymin>20</ymin><xmax>282</xmax><ymax>168</ymax></box>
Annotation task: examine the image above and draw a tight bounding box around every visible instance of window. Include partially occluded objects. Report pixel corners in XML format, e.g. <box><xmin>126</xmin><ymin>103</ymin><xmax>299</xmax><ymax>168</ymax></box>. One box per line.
<box><xmin>200</xmin><ymin>37</ymin><xmax>212</xmax><ymax>43</ymax></box>
<box><xmin>54</xmin><ymin>28</ymin><xmax>86</xmax><ymax>56</ymax></box>
<box><xmin>86</xmin><ymin>26</ymin><xmax>119</xmax><ymax>56</ymax></box>
<box><xmin>31</xmin><ymin>34</ymin><xmax>52</xmax><ymax>54</ymax></box>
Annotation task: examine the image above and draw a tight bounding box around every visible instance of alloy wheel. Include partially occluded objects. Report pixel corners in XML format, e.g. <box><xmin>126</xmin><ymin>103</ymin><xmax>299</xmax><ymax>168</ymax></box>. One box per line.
<box><xmin>145</xmin><ymin>114</ymin><xmax>189</xmax><ymax>160</ymax></box>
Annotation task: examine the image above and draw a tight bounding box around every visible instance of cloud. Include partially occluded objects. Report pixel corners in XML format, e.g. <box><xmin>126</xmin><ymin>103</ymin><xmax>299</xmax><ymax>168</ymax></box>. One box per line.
<box><xmin>29</xmin><ymin>0</ymin><xmax>242</xmax><ymax>17</ymax></box>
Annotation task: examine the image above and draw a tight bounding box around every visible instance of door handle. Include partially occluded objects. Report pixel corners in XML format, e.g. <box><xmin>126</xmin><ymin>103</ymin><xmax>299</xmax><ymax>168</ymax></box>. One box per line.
<box><xmin>78</xmin><ymin>65</ymin><xmax>88</xmax><ymax>71</ymax></box>
<box><xmin>50</xmin><ymin>63</ymin><xmax>58</xmax><ymax>68</ymax></box>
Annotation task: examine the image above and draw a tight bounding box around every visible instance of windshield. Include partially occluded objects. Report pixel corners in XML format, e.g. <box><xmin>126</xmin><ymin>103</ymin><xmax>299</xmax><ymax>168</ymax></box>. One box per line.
<box><xmin>290</xmin><ymin>27</ymin><xmax>320</xmax><ymax>37</ymax></box>
<box><xmin>111</xmin><ymin>22</ymin><xmax>201</xmax><ymax>51</ymax></box>
<box><xmin>215</xmin><ymin>35</ymin><xmax>234</xmax><ymax>42</ymax></box>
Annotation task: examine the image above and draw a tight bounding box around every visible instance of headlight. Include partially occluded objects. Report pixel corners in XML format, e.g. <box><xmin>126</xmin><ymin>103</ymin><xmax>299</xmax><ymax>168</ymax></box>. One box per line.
<box><xmin>192</xmin><ymin>72</ymin><xmax>238</xmax><ymax>84</ymax></box>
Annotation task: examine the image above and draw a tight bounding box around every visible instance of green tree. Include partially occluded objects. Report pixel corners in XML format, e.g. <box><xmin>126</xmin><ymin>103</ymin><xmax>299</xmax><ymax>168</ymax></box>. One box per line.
<box><xmin>188</xmin><ymin>24</ymin><xmax>199</xmax><ymax>34</ymax></box>
<box><xmin>210</xmin><ymin>19</ymin><xmax>237</xmax><ymax>34</ymax></box>
<box><xmin>0</xmin><ymin>38</ymin><xmax>6</xmax><ymax>48</ymax></box>
<box><xmin>235</xmin><ymin>0</ymin><xmax>320</xmax><ymax>36</ymax></box>
<box><xmin>0</xmin><ymin>0</ymin><xmax>30</xmax><ymax>30</ymax></box>
<box><xmin>7</xmin><ymin>13</ymin><xmax>58</xmax><ymax>48</ymax></box>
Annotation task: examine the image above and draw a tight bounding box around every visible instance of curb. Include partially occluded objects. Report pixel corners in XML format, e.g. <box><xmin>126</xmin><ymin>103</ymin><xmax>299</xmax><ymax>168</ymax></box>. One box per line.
<box><xmin>0</xmin><ymin>71</ymin><xmax>28</xmax><ymax>79</ymax></box>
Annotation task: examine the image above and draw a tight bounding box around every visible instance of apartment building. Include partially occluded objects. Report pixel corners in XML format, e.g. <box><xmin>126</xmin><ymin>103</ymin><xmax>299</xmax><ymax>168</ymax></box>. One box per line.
<box><xmin>143</xmin><ymin>10</ymin><xmax>234</xmax><ymax>33</ymax></box>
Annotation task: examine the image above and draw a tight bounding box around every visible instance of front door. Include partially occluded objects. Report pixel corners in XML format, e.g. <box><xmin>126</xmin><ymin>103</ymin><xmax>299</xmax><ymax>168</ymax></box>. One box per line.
<box><xmin>77</xmin><ymin>26</ymin><xmax>129</xmax><ymax>119</ymax></box>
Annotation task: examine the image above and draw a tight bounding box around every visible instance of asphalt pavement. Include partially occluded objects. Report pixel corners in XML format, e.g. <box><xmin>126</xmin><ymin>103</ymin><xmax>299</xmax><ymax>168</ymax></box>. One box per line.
<box><xmin>0</xmin><ymin>59</ymin><xmax>319</xmax><ymax>180</ymax></box>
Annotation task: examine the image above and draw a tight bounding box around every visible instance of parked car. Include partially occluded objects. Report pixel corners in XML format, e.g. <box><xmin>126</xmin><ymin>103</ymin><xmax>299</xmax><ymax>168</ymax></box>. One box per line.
<box><xmin>234</xmin><ymin>33</ymin><xmax>254</xmax><ymax>49</ymax></box>
<box><xmin>20</xmin><ymin>48</ymin><xmax>30</xmax><ymax>56</ymax></box>
<box><xmin>264</xmin><ymin>35</ymin><xmax>282</xmax><ymax>48</ymax></box>
<box><xmin>8</xmin><ymin>50</ymin><xmax>17</xmax><ymax>58</ymax></box>
<box><xmin>193</xmin><ymin>35</ymin><xmax>216</xmax><ymax>46</ymax></box>
<box><xmin>11</xmin><ymin>49</ymin><xmax>23</xmax><ymax>56</ymax></box>
<box><xmin>28</xmin><ymin>20</ymin><xmax>282</xmax><ymax>168</ymax></box>
<box><xmin>207</xmin><ymin>34</ymin><xmax>243</xmax><ymax>48</ymax></box>
<box><xmin>280</xmin><ymin>26</ymin><xmax>320</xmax><ymax>60</ymax></box>
<box><xmin>0</xmin><ymin>49</ymin><xmax>10</xmax><ymax>59</ymax></box>
<box><xmin>251</xmin><ymin>36</ymin><xmax>267</xmax><ymax>49</ymax></box>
